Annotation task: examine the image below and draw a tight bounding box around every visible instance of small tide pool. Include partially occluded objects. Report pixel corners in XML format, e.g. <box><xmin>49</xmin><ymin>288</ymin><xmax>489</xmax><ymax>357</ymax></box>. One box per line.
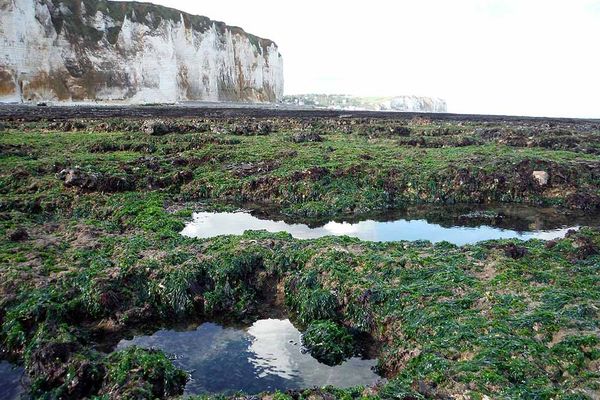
<box><xmin>181</xmin><ymin>205</ymin><xmax>594</xmax><ymax>245</ymax></box>
<box><xmin>116</xmin><ymin>319</ymin><xmax>380</xmax><ymax>395</ymax></box>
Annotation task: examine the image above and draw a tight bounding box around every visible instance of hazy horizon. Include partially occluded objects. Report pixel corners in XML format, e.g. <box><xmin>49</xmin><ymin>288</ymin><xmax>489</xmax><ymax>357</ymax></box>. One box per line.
<box><xmin>114</xmin><ymin>0</ymin><xmax>600</xmax><ymax>118</ymax></box>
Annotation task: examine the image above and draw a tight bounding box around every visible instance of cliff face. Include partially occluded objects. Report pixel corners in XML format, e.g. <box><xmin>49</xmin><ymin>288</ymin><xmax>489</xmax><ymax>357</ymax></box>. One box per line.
<box><xmin>0</xmin><ymin>0</ymin><xmax>284</xmax><ymax>103</ymax></box>
<box><xmin>284</xmin><ymin>95</ymin><xmax>447</xmax><ymax>113</ymax></box>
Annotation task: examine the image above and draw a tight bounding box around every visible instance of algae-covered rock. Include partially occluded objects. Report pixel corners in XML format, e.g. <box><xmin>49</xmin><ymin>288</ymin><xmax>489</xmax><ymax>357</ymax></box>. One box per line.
<box><xmin>292</xmin><ymin>132</ymin><xmax>323</xmax><ymax>143</ymax></box>
<box><xmin>101</xmin><ymin>347</ymin><xmax>188</xmax><ymax>399</ymax></box>
<box><xmin>302</xmin><ymin>320</ymin><xmax>355</xmax><ymax>366</ymax></box>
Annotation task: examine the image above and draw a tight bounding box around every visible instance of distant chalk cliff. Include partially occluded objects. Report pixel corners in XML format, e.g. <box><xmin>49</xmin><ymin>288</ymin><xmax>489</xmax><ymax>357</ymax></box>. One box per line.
<box><xmin>0</xmin><ymin>0</ymin><xmax>284</xmax><ymax>103</ymax></box>
<box><xmin>283</xmin><ymin>94</ymin><xmax>447</xmax><ymax>113</ymax></box>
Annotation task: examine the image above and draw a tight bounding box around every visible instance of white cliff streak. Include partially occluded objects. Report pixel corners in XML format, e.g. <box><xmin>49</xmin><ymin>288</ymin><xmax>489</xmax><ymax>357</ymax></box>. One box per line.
<box><xmin>284</xmin><ymin>94</ymin><xmax>447</xmax><ymax>113</ymax></box>
<box><xmin>0</xmin><ymin>0</ymin><xmax>284</xmax><ymax>103</ymax></box>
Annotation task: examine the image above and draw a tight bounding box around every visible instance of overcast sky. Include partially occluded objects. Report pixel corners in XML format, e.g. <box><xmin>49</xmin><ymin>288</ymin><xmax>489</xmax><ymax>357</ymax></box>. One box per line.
<box><xmin>118</xmin><ymin>0</ymin><xmax>600</xmax><ymax>117</ymax></box>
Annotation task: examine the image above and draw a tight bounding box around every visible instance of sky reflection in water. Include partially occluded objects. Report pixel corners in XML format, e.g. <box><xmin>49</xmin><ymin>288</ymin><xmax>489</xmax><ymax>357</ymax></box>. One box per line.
<box><xmin>181</xmin><ymin>211</ymin><xmax>578</xmax><ymax>245</ymax></box>
<box><xmin>117</xmin><ymin>319</ymin><xmax>379</xmax><ymax>395</ymax></box>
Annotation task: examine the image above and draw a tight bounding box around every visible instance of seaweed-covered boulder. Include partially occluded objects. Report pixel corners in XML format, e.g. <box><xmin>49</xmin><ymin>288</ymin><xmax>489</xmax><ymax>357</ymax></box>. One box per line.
<box><xmin>302</xmin><ymin>320</ymin><xmax>355</xmax><ymax>366</ymax></box>
<box><xmin>100</xmin><ymin>347</ymin><xmax>187</xmax><ymax>399</ymax></box>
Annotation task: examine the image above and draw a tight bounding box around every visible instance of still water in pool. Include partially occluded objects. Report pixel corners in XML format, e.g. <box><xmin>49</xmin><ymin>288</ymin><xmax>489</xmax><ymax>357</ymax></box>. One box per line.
<box><xmin>181</xmin><ymin>205</ymin><xmax>592</xmax><ymax>245</ymax></box>
<box><xmin>117</xmin><ymin>319</ymin><xmax>379</xmax><ymax>395</ymax></box>
<box><xmin>0</xmin><ymin>361</ymin><xmax>24</xmax><ymax>400</ymax></box>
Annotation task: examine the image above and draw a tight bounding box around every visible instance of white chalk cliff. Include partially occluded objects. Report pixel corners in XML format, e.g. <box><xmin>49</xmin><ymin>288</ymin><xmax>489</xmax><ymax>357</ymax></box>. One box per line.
<box><xmin>284</xmin><ymin>94</ymin><xmax>447</xmax><ymax>113</ymax></box>
<box><xmin>0</xmin><ymin>0</ymin><xmax>284</xmax><ymax>103</ymax></box>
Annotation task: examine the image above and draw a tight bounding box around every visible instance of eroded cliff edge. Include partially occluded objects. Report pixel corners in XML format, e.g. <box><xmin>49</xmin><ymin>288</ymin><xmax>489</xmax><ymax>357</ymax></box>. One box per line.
<box><xmin>0</xmin><ymin>0</ymin><xmax>284</xmax><ymax>103</ymax></box>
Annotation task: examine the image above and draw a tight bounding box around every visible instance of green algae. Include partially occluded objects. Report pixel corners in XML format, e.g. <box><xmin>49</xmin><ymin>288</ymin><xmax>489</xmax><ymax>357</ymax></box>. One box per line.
<box><xmin>302</xmin><ymin>320</ymin><xmax>356</xmax><ymax>366</ymax></box>
<box><xmin>0</xmin><ymin>117</ymin><xmax>598</xmax><ymax>398</ymax></box>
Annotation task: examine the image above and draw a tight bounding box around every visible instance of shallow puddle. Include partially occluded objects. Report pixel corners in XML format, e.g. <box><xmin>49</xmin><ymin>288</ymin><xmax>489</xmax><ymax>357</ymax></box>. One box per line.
<box><xmin>181</xmin><ymin>205</ymin><xmax>594</xmax><ymax>245</ymax></box>
<box><xmin>117</xmin><ymin>319</ymin><xmax>379</xmax><ymax>395</ymax></box>
<box><xmin>0</xmin><ymin>361</ymin><xmax>25</xmax><ymax>400</ymax></box>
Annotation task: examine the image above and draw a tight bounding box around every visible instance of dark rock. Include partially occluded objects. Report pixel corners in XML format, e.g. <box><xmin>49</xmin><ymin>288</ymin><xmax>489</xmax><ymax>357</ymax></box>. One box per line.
<box><xmin>59</xmin><ymin>168</ymin><xmax>99</xmax><ymax>189</ymax></box>
<box><xmin>0</xmin><ymin>122</ymin><xmax>5</xmax><ymax>132</ymax></box>
<box><xmin>257</xmin><ymin>121</ymin><xmax>274</xmax><ymax>135</ymax></box>
<box><xmin>292</xmin><ymin>132</ymin><xmax>323</xmax><ymax>143</ymax></box>
<box><xmin>358</xmin><ymin>289</ymin><xmax>373</xmax><ymax>304</ymax></box>
<box><xmin>58</xmin><ymin>168</ymin><xmax>133</xmax><ymax>192</ymax></box>
<box><xmin>120</xmin><ymin>305</ymin><xmax>155</xmax><ymax>325</ymax></box>
<box><xmin>502</xmin><ymin>243</ymin><xmax>528</xmax><ymax>259</ymax></box>
<box><xmin>174</xmin><ymin>170</ymin><xmax>193</xmax><ymax>183</ymax></box>
<box><xmin>290</xmin><ymin>167</ymin><xmax>329</xmax><ymax>181</ymax></box>
<box><xmin>28</xmin><ymin>342</ymin><xmax>80</xmax><ymax>388</ymax></box>
<box><xmin>231</xmin><ymin>162</ymin><xmax>266</xmax><ymax>177</ymax></box>
<box><xmin>66</xmin><ymin>361</ymin><xmax>105</xmax><ymax>399</ymax></box>
<box><xmin>279</xmin><ymin>149</ymin><xmax>298</xmax><ymax>158</ymax></box>
<box><xmin>97</xmin><ymin>175</ymin><xmax>134</xmax><ymax>192</ymax></box>
<box><xmin>49</xmin><ymin>121</ymin><xmax>87</xmax><ymax>132</ymax></box>
<box><xmin>390</xmin><ymin>126</ymin><xmax>412</xmax><ymax>136</ymax></box>
<box><xmin>99</xmin><ymin>290</ymin><xmax>120</xmax><ymax>310</ymax></box>
<box><xmin>147</xmin><ymin>170</ymin><xmax>193</xmax><ymax>189</ymax></box>
<box><xmin>565</xmin><ymin>193</ymin><xmax>600</xmax><ymax>211</ymax></box>
<box><xmin>8</xmin><ymin>227</ymin><xmax>28</xmax><ymax>241</ymax></box>
<box><xmin>142</xmin><ymin>120</ymin><xmax>173</xmax><ymax>135</ymax></box>
<box><xmin>228</xmin><ymin>122</ymin><xmax>273</xmax><ymax>136</ymax></box>
<box><xmin>572</xmin><ymin>236</ymin><xmax>598</xmax><ymax>260</ymax></box>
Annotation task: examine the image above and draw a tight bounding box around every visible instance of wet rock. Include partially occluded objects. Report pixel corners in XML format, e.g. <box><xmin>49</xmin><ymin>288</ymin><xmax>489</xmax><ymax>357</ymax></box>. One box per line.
<box><xmin>414</xmin><ymin>380</ymin><xmax>438</xmax><ymax>398</ymax></box>
<box><xmin>29</xmin><ymin>342</ymin><xmax>80</xmax><ymax>388</ymax></box>
<box><xmin>8</xmin><ymin>227</ymin><xmax>28</xmax><ymax>241</ymax></box>
<box><xmin>142</xmin><ymin>119</ymin><xmax>173</xmax><ymax>135</ymax></box>
<box><xmin>400</xmin><ymin>137</ymin><xmax>426</xmax><ymax>147</ymax></box>
<box><xmin>58</xmin><ymin>168</ymin><xmax>133</xmax><ymax>192</ymax></box>
<box><xmin>571</xmin><ymin>235</ymin><xmax>598</xmax><ymax>260</ymax></box>
<box><xmin>390</xmin><ymin>126</ymin><xmax>412</xmax><ymax>136</ymax></box>
<box><xmin>565</xmin><ymin>193</ymin><xmax>600</xmax><ymax>211</ymax></box>
<box><xmin>502</xmin><ymin>243</ymin><xmax>528</xmax><ymax>259</ymax></box>
<box><xmin>306</xmin><ymin>392</ymin><xmax>337</xmax><ymax>400</ymax></box>
<box><xmin>290</xmin><ymin>167</ymin><xmax>329</xmax><ymax>181</ymax></box>
<box><xmin>120</xmin><ymin>305</ymin><xmax>155</xmax><ymax>325</ymax></box>
<box><xmin>358</xmin><ymin>289</ymin><xmax>374</xmax><ymax>304</ymax></box>
<box><xmin>96</xmin><ymin>175</ymin><xmax>131</xmax><ymax>192</ymax></box>
<box><xmin>48</xmin><ymin>121</ymin><xmax>87</xmax><ymax>132</ymax></box>
<box><xmin>279</xmin><ymin>149</ymin><xmax>298</xmax><ymax>159</ymax></box>
<box><xmin>532</xmin><ymin>170</ymin><xmax>549</xmax><ymax>186</ymax></box>
<box><xmin>147</xmin><ymin>170</ymin><xmax>193</xmax><ymax>189</ymax></box>
<box><xmin>228</xmin><ymin>122</ymin><xmax>273</xmax><ymax>136</ymax></box>
<box><xmin>229</xmin><ymin>161</ymin><xmax>279</xmax><ymax>178</ymax></box>
<box><xmin>59</xmin><ymin>168</ymin><xmax>99</xmax><ymax>189</ymax></box>
<box><xmin>474</xmin><ymin>127</ymin><xmax>503</xmax><ymax>139</ymax></box>
<box><xmin>66</xmin><ymin>361</ymin><xmax>105</xmax><ymax>399</ymax></box>
<box><xmin>292</xmin><ymin>132</ymin><xmax>323</xmax><ymax>143</ymax></box>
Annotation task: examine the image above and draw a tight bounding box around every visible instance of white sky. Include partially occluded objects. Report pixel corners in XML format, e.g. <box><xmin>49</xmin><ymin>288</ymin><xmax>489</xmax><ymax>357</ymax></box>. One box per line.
<box><xmin>116</xmin><ymin>0</ymin><xmax>600</xmax><ymax>117</ymax></box>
